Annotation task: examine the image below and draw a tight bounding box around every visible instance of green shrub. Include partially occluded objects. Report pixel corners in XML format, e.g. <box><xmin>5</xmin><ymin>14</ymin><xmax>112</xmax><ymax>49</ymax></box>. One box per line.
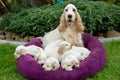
<box><xmin>0</xmin><ymin>0</ymin><xmax>120</xmax><ymax>37</ymax></box>
<box><xmin>106</xmin><ymin>0</ymin><xmax>120</xmax><ymax>6</ymax></box>
<box><xmin>89</xmin><ymin>0</ymin><xmax>120</xmax><ymax>6</ymax></box>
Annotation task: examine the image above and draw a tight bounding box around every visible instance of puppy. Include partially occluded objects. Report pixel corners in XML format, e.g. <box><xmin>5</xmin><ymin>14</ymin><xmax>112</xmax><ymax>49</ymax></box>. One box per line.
<box><xmin>63</xmin><ymin>46</ymin><xmax>91</xmax><ymax>61</ymax></box>
<box><xmin>42</xmin><ymin>57</ymin><xmax>60</xmax><ymax>71</ymax></box>
<box><xmin>61</xmin><ymin>55</ymin><xmax>79</xmax><ymax>71</ymax></box>
<box><xmin>61</xmin><ymin>46</ymin><xmax>90</xmax><ymax>71</ymax></box>
<box><xmin>44</xmin><ymin>39</ymin><xmax>71</xmax><ymax>62</ymax></box>
<box><xmin>14</xmin><ymin>45</ymin><xmax>47</xmax><ymax>64</ymax></box>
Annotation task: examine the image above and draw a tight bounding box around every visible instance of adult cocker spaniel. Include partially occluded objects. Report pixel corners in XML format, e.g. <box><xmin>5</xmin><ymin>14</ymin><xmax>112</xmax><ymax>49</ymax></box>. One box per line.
<box><xmin>58</xmin><ymin>4</ymin><xmax>85</xmax><ymax>46</ymax></box>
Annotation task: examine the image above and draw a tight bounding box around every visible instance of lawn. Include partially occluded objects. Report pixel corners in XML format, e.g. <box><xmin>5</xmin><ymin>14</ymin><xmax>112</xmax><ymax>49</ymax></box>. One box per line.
<box><xmin>0</xmin><ymin>44</ymin><xmax>27</xmax><ymax>80</ymax></box>
<box><xmin>86</xmin><ymin>40</ymin><xmax>120</xmax><ymax>80</ymax></box>
<box><xmin>0</xmin><ymin>40</ymin><xmax>120</xmax><ymax>80</ymax></box>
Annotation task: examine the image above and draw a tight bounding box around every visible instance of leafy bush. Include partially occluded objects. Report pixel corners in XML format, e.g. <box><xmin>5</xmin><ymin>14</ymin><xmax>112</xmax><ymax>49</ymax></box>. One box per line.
<box><xmin>0</xmin><ymin>0</ymin><xmax>120</xmax><ymax>37</ymax></box>
<box><xmin>106</xmin><ymin>0</ymin><xmax>120</xmax><ymax>6</ymax></box>
<box><xmin>10</xmin><ymin>0</ymin><xmax>30</xmax><ymax>13</ymax></box>
<box><xmin>89</xmin><ymin>0</ymin><xmax>120</xmax><ymax>6</ymax></box>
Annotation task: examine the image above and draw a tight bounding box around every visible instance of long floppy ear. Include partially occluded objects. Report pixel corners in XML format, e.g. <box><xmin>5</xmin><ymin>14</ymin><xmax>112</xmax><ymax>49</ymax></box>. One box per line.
<box><xmin>52</xmin><ymin>62</ymin><xmax>59</xmax><ymax>71</ymax></box>
<box><xmin>58</xmin><ymin>46</ymin><xmax>63</xmax><ymax>55</ymax></box>
<box><xmin>75</xmin><ymin>12</ymin><xmax>85</xmax><ymax>33</ymax></box>
<box><xmin>58</xmin><ymin>13</ymin><xmax>66</xmax><ymax>32</ymax></box>
<box><xmin>19</xmin><ymin>49</ymin><xmax>27</xmax><ymax>55</ymax></box>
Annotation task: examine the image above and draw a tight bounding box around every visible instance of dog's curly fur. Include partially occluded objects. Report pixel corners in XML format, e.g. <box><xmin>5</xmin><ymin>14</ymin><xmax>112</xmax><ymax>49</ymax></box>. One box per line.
<box><xmin>58</xmin><ymin>4</ymin><xmax>84</xmax><ymax>46</ymax></box>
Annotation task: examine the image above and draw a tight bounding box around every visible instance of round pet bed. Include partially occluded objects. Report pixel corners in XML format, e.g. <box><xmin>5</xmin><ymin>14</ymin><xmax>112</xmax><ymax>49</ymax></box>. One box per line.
<box><xmin>17</xmin><ymin>33</ymin><xmax>106</xmax><ymax>80</ymax></box>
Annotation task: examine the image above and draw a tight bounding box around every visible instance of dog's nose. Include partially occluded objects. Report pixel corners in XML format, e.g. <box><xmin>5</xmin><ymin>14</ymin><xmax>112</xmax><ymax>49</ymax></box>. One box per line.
<box><xmin>68</xmin><ymin>14</ymin><xmax>72</xmax><ymax>19</ymax></box>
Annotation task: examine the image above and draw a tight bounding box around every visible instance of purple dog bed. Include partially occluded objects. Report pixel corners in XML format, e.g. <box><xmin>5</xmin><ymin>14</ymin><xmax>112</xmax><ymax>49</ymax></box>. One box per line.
<box><xmin>17</xmin><ymin>33</ymin><xmax>106</xmax><ymax>80</ymax></box>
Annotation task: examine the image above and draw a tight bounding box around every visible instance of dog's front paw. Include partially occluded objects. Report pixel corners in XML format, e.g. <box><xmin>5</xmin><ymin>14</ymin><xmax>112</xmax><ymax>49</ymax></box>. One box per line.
<box><xmin>42</xmin><ymin>65</ymin><xmax>52</xmax><ymax>71</ymax></box>
<box><xmin>42</xmin><ymin>57</ymin><xmax>60</xmax><ymax>71</ymax></box>
<box><xmin>75</xmin><ymin>62</ymin><xmax>79</xmax><ymax>67</ymax></box>
<box><xmin>79</xmin><ymin>55</ymin><xmax>85</xmax><ymax>61</ymax></box>
<box><xmin>64</xmin><ymin>67</ymin><xmax>73</xmax><ymax>71</ymax></box>
<box><xmin>38</xmin><ymin>60</ymin><xmax>45</xmax><ymax>64</ymax></box>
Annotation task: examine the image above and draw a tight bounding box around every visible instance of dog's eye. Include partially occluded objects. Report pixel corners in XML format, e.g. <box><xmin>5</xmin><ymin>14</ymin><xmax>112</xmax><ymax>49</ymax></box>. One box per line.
<box><xmin>65</xmin><ymin>9</ymin><xmax>68</xmax><ymax>11</ymax></box>
<box><xmin>73</xmin><ymin>9</ymin><xmax>76</xmax><ymax>11</ymax></box>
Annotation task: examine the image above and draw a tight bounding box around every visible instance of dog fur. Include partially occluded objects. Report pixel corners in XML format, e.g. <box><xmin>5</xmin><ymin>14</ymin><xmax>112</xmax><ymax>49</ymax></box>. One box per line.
<box><xmin>14</xmin><ymin>45</ymin><xmax>47</xmax><ymax>64</ymax></box>
<box><xmin>61</xmin><ymin>46</ymin><xmax>90</xmax><ymax>71</ymax></box>
<box><xmin>58</xmin><ymin>4</ymin><xmax>85</xmax><ymax>46</ymax></box>
<box><xmin>42</xmin><ymin>57</ymin><xmax>60</xmax><ymax>71</ymax></box>
<box><xmin>44</xmin><ymin>39</ymin><xmax>71</xmax><ymax>62</ymax></box>
<box><xmin>42</xmin><ymin>28</ymin><xmax>63</xmax><ymax>48</ymax></box>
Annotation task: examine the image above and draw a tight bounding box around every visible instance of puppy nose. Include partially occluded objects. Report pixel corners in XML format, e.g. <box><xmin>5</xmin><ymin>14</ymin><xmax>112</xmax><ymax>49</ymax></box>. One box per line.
<box><xmin>68</xmin><ymin>14</ymin><xmax>72</xmax><ymax>18</ymax></box>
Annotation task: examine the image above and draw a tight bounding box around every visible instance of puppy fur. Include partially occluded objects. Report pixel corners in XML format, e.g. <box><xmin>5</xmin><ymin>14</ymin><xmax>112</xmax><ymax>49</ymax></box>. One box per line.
<box><xmin>61</xmin><ymin>46</ymin><xmax>90</xmax><ymax>71</ymax></box>
<box><xmin>44</xmin><ymin>39</ymin><xmax>71</xmax><ymax>62</ymax></box>
<box><xmin>42</xmin><ymin>57</ymin><xmax>60</xmax><ymax>71</ymax></box>
<box><xmin>61</xmin><ymin>55</ymin><xmax>79</xmax><ymax>71</ymax></box>
<box><xmin>14</xmin><ymin>45</ymin><xmax>47</xmax><ymax>64</ymax></box>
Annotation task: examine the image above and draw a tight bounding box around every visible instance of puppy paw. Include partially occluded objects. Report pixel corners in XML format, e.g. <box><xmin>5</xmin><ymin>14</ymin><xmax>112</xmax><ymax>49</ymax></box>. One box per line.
<box><xmin>80</xmin><ymin>56</ymin><xmax>85</xmax><ymax>61</ymax></box>
<box><xmin>65</xmin><ymin>67</ymin><xmax>73</xmax><ymax>71</ymax></box>
<box><xmin>38</xmin><ymin>60</ymin><xmax>45</xmax><ymax>64</ymax></box>
<box><xmin>42</xmin><ymin>65</ymin><xmax>52</xmax><ymax>71</ymax></box>
<box><xmin>75</xmin><ymin>62</ymin><xmax>79</xmax><ymax>67</ymax></box>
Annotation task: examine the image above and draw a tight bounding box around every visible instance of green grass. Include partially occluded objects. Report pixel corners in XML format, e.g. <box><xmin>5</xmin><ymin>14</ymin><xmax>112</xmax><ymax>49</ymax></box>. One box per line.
<box><xmin>0</xmin><ymin>41</ymin><xmax>120</xmax><ymax>80</ymax></box>
<box><xmin>86</xmin><ymin>40</ymin><xmax>120</xmax><ymax>80</ymax></box>
<box><xmin>0</xmin><ymin>44</ymin><xmax>27</xmax><ymax>80</ymax></box>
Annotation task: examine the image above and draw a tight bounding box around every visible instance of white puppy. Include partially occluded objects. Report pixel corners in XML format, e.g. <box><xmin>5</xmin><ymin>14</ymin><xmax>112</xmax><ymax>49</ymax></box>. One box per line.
<box><xmin>42</xmin><ymin>57</ymin><xmax>60</xmax><ymax>71</ymax></box>
<box><xmin>14</xmin><ymin>45</ymin><xmax>47</xmax><ymax>64</ymax></box>
<box><xmin>61</xmin><ymin>55</ymin><xmax>79</xmax><ymax>71</ymax></box>
<box><xmin>44</xmin><ymin>39</ymin><xmax>71</xmax><ymax>62</ymax></box>
<box><xmin>42</xmin><ymin>28</ymin><xmax>63</xmax><ymax>48</ymax></box>
<box><xmin>61</xmin><ymin>46</ymin><xmax>90</xmax><ymax>71</ymax></box>
<box><xmin>63</xmin><ymin>46</ymin><xmax>90</xmax><ymax>61</ymax></box>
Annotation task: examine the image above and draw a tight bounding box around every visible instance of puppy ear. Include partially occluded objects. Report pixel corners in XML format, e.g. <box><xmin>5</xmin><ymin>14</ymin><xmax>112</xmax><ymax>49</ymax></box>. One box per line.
<box><xmin>19</xmin><ymin>49</ymin><xmax>27</xmax><ymax>55</ymax></box>
<box><xmin>58</xmin><ymin>13</ymin><xmax>66</xmax><ymax>32</ymax></box>
<box><xmin>58</xmin><ymin>45</ymin><xmax>64</xmax><ymax>55</ymax></box>
<box><xmin>52</xmin><ymin>62</ymin><xmax>59</xmax><ymax>71</ymax></box>
<box><xmin>75</xmin><ymin>62</ymin><xmax>79</xmax><ymax>67</ymax></box>
<box><xmin>47</xmin><ymin>54</ymin><xmax>50</xmax><ymax>58</ymax></box>
<box><xmin>72</xmin><ymin>60</ymin><xmax>79</xmax><ymax>67</ymax></box>
<box><xmin>75</xmin><ymin>12</ymin><xmax>85</xmax><ymax>33</ymax></box>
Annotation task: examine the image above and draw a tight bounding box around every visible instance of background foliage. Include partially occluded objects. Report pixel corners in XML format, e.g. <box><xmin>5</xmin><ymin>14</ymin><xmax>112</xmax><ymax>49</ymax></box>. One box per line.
<box><xmin>0</xmin><ymin>0</ymin><xmax>120</xmax><ymax>37</ymax></box>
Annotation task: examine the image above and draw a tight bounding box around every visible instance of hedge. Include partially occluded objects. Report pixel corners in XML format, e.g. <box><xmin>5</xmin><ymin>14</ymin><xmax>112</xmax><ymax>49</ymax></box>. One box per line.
<box><xmin>0</xmin><ymin>0</ymin><xmax>120</xmax><ymax>37</ymax></box>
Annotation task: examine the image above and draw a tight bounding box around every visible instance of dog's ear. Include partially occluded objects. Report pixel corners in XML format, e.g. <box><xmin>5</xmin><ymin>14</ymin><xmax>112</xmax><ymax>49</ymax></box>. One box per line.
<box><xmin>52</xmin><ymin>62</ymin><xmax>59</xmax><ymax>71</ymax></box>
<box><xmin>75</xmin><ymin>62</ymin><xmax>79</xmax><ymax>67</ymax></box>
<box><xmin>75</xmin><ymin>12</ymin><xmax>85</xmax><ymax>33</ymax></box>
<box><xmin>19</xmin><ymin>49</ymin><xmax>27</xmax><ymax>55</ymax></box>
<box><xmin>72</xmin><ymin>60</ymin><xmax>79</xmax><ymax>67</ymax></box>
<box><xmin>72</xmin><ymin>60</ymin><xmax>75</xmax><ymax>65</ymax></box>
<box><xmin>58</xmin><ymin>13</ymin><xmax>66</xmax><ymax>32</ymax></box>
<box><xmin>58</xmin><ymin>45</ymin><xmax>64</xmax><ymax>55</ymax></box>
<box><xmin>47</xmin><ymin>54</ymin><xmax>50</xmax><ymax>58</ymax></box>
